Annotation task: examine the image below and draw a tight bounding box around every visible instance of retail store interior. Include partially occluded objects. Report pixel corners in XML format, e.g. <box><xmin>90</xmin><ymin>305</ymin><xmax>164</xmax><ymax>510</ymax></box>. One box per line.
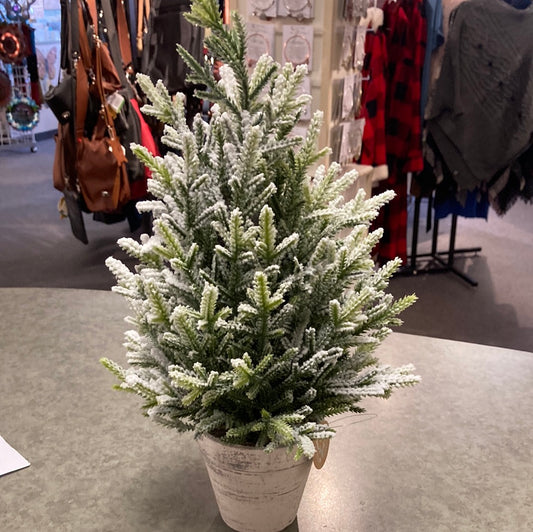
<box><xmin>1</xmin><ymin>136</ymin><xmax>532</xmax><ymax>353</ymax></box>
<box><xmin>1</xmin><ymin>0</ymin><xmax>532</xmax><ymax>531</ymax></box>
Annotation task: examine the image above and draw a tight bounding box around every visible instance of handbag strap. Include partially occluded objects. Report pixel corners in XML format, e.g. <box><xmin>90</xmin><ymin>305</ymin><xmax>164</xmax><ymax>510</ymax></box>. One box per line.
<box><xmin>75</xmin><ymin>0</ymin><xmax>122</xmax><ymax>155</ymax></box>
<box><xmin>62</xmin><ymin>0</ymin><xmax>78</xmax><ymax>118</ymax></box>
<box><xmin>124</xmin><ymin>0</ymin><xmax>138</xmax><ymax>67</ymax></box>
<box><xmin>60</xmin><ymin>0</ymin><xmax>71</xmax><ymax>70</ymax></box>
<box><xmin>77</xmin><ymin>4</ymin><xmax>93</xmax><ymax>71</ymax></box>
<box><xmin>116</xmin><ymin>0</ymin><xmax>133</xmax><ymax>69</ymax></box>
<box><xmin>85</xmin><ymin>0</ymin><xmax>98</xmax><ymax>32</ymax></box>
<box><xmin>70</xmin><ymin>0</ymin><xmax>127</xmax><ymax>211</ymax></box>
<box><xmin>94</xmin><ymin>39</ymin><xmax>114</xmax><ymax>135</ymax></box>
<box><xmin>137</xmin><ymin>0</ymin><xmax>143</xmax><ymax>52</ymax></box>
<box><xmin>75</xmin><ymin>0</ymin><xmax>92</xmax><ymax>139</ymax></box>
<box><xmin>137</xmin><ymin>0</ymin><xmax>150</xmax><ymax>53</ymax></box>
<box><xmin>75</xmin><ymin>0</ymin><xmax>123</xmax><ymax>136</ymax></box>
<box><xmin>99</xmin><ymin>0</ymin><xmax>132</xmax><ymax>95</ymax></box>
<box><xmin>94</xmin><ymin>37</ymin><xmax>127</xmax><ymax>210</ymax></box>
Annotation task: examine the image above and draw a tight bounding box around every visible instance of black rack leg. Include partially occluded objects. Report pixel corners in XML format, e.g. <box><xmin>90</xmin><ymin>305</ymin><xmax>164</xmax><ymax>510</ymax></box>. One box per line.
<box><xmin>410</xmin><ymin>196</ymin><xmax>421</xmax><ymax>272</ymax></box>
<box><xmin>431</xmin><ymin>215</ymin><xmax>439</xmax><ymax>257</ymax></box>
<box><xmin>431</xmin><ymin>213</ymin><xmax>480</xmax><ymax>287</ymax></box>
<box><xmin>448</xmin><ymin>214</ymin><xmax>457</xmax><ymax>267</ymax></box>
<box><xmin>399</xmin><ymin>197</ymin><xmax>483</xmax><ymax>287</ymax></box>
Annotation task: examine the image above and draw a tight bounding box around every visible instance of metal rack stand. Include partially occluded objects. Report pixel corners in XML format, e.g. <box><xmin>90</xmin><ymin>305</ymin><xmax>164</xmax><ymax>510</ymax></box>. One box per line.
<box><xmin>400</xmin><ymin>195</ymin><xmax>482</xmax><ymax>287</ymax></box>
<box><xmin>0</xmin><ymin>63</ymin><xmax>38</xmax><ymax>153</ymax></box>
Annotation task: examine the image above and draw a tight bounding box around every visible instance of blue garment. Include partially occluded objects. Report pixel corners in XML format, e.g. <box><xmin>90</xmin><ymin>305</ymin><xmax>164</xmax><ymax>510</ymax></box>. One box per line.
<box><xmin>421</xmin><ymin>0</ymin><xmax>444</xmax><ymax>120</ymax></box>
<box><xmin>434</xmin><ymin>189</ymin><xmax>489</xmax><ymax>221</ymax></box>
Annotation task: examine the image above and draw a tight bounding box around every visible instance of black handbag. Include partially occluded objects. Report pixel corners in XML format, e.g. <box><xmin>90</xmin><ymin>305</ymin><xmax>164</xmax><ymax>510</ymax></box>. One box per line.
<box><xmin>44</xmin><ymin>73</ymin><xmax>75</xmax><ymax>124</ymax></box>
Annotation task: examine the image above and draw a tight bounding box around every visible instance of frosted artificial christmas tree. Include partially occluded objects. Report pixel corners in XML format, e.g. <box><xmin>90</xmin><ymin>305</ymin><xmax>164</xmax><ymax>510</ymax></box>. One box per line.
<box><xmin>102</xmin><ymin>0</ymin><xmax>419</xmax><ymax>461</ymax></box>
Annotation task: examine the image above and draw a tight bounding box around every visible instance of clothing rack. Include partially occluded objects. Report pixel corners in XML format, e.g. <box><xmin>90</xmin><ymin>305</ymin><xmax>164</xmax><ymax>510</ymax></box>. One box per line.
<box><xmin>400</xmin><ymin>195</ymin><xmax>482</xmax><ymax>287</ymax></box>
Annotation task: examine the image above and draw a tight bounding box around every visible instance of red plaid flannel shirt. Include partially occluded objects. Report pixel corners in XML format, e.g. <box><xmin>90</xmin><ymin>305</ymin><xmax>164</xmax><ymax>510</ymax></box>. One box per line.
<box><xmin>358</xmin><ymin>30</ymin><xmax>388</xmax><ymax>170</ymax></box>
<box><xmin>373</xmin><ymin>0</ymin><xmax>426</xmax><ymax>263</ymax></box>
<box><xmin>384</xmin><ymin>0</ymin><xmax>426</xmax><ymax>176</ymax></box>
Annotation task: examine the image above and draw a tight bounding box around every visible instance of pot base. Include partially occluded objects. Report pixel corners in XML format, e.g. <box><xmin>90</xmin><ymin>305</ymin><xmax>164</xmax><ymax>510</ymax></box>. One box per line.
<box><xmin>197</xmin><ymin>434</ymin><xmax>312</xmax><ymax>532</ymax></box>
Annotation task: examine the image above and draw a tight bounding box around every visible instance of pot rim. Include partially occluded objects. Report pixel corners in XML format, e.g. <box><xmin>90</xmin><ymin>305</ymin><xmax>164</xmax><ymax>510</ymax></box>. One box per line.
<box><xmin>198</xmin><ymin>432</ymin><xmax>302</xmax><ymax>455</ymax></box>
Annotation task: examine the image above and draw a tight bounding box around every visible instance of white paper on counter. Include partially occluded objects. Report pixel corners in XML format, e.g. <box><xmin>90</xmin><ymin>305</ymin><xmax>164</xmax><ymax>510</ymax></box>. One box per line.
<box><xmin>0</xmin><ymin>435</ymin><xmax>30</xmax><ymax>476</ymax></box>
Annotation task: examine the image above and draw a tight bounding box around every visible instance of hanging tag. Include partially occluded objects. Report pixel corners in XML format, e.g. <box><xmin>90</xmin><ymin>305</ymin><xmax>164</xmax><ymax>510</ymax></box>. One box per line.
<box><xmin>312</xmin><ymin>420</ymin><xmax>330</xmax><ymax>469</ymax></box>
<box><xmin>106</xmin><ymin>92</ymin><xmax>125</xmax><ymax>115</ymax></box>
<box><xmin>312</xmin><ymin>437</ymin><xmax>330</xmax><ymax>469</ymax></box>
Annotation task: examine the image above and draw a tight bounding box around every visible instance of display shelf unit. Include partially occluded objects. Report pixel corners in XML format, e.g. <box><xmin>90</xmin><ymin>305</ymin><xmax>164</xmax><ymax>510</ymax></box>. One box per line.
<box><xmin>228</xmin><ymin>0</ymin><xmax>374</xmax><ymax>198</ymax></box>
<box><xmin>0</xmin><ymin>63</ymin><xmax>38</xmax><ymax>153</ymax></box>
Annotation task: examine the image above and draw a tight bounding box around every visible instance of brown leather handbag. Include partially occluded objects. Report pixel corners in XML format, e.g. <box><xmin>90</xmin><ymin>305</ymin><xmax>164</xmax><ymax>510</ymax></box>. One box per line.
<box><xmin>74</xmin><ymin>0</ymin><xmax>130</xmax><ymax>213</ymax></box>
<box><xmin>53</xmin><ymin>120</ymin><xmax>77</xmax><ymax>192</ymax></box>
<box><xmin>76</xmin><ymin>117</ymin><xmax>130</xmax><ymax>212</ymax></box>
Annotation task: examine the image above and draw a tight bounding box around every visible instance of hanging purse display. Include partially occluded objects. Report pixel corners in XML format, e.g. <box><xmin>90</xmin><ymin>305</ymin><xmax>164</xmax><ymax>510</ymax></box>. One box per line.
<box><xmin>46</xmin><ymin>0</ymin><xmax>122</xmax><ymax>126</ymax></box>
<box><xmin>75</xmin><ymin>30</ymin><xmax>130</xmax><ymax>213</ymax></box>
<box><xmin>51</xmin><ymin>0</ymin><xmax>88</xmax><ymax>244</ymax></box>
<box><xmin>99</xmin><ymin>0</ymin><xmax>146</xmax><ymax>184</ymax></box>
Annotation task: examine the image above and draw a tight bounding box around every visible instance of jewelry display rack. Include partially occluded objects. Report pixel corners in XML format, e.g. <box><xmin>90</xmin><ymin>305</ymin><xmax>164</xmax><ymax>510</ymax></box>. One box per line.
<box><xmin>229</xmin><ymin>0</ymin><xmax>373</xmax><ymax>198</ymax></box>
<box><xmin>0</xmin><ymin>62</ymin><xmax>38</xmax><ymax>152</ymax></box>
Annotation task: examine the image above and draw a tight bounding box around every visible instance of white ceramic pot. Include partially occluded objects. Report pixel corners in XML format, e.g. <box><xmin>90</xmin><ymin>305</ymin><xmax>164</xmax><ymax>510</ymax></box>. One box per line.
<box><xmin>197</xmin><ymin>434</ymin><xmax>312</xmax><ymax>532</ymax></box>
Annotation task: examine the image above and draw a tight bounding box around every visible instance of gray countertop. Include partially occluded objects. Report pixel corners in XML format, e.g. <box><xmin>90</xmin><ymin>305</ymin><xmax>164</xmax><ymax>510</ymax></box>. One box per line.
<box><xmin>1</xmin><ymin>287</ymin><xmax>532</xmax><ymax>531</ymax></box>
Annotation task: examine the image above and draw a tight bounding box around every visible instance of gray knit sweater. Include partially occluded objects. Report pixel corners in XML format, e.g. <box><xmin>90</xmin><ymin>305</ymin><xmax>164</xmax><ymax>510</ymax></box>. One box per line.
<box><xmin>427</xmin><ymin>0</ymin><xmax>533</xmax><ymax>191</ymax></box>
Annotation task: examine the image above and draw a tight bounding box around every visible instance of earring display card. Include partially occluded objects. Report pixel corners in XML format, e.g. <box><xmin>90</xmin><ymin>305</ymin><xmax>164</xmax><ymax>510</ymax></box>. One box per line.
<box><xmin>353</xmin><ymin>72</ymin><xmax>362</xmax><ymax>115</ymax></box>
<box><xmin>353</xmin><ymin>26</ymin><xmax>367</xmax><ymax>71</ymax></box>
<box><xmin>353</xmin><ymin>0</ymin><xmax>369</xmax><ymax>18</ymax></box>
<box><xmin>343</xmin><ymin>0</ymin><xmax>355</xmax><ymax>21</ymax></box>
<box><xmin>351</xmin><ymin>118</ymin><xmax>365</xmax><ymax>160</ymax></box>
<box><xmin>331</xmin><ymin>20</ymin><xmax>346</xmax><ymax>70</ymax></box>
<box><xmin>339</xmin><ymin>122</ymin><xmax>351</xmax><ymax>165</ymax></box>
<box><xmin>330</xmin><ymin>124</ymin><xmax>343</xmax><ymax>163</ymax></box>
<box><xmin>339</xmin><ymin>118</ymin><xmax>365</xmax><ymax>165</ymax></box>
<box><xmin>246</xmin><ymin>23</ymin><xmax>276</xmax><ymax>68</ymax></box>
<box><xmin>249</xmin><ymin>0</ymin><xmax>278</xmax><ymax>19</ymax></box>
<box><xmin>277</xmin><ymin>0</ymin><xmax>314</xmax><ymax>21</ymax></box>
<box><xmin>344</xmin><ymin>0</ymin><xmax>369</xmax><ymax>21</ymax></box>
<box><xmin>340</xmin><ymin>25</ymin><xmax>356</xmax><ymax>70</ymax></box>
<box><xmin>282</xmin><ymin>24</ymin><xmax>314</xmax><ymax>71</ymax></box>
<box><xmin>342</xmin><ymin>74</ymin><xmax>356</xmax><ymax>120</ymax></box>
<box><xmin>331</xmin><ymin>77</ymin><xmax>345</xmax><ymax>123</ymax></box>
